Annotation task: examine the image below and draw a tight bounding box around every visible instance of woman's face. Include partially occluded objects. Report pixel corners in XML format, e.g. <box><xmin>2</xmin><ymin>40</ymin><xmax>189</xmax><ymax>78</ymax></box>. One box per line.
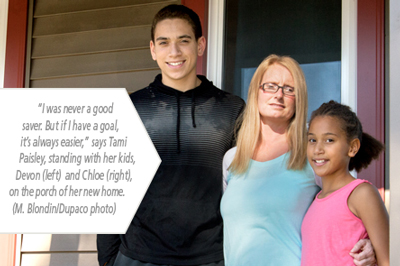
<box><xmin>257</xmin><ymin>63</ymin><xmax>296</xmax><ymax>125</ymax></box>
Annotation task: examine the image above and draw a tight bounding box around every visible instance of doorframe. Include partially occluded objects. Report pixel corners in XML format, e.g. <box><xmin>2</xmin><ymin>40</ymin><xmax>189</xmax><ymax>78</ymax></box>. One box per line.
<box><xmin>356</xmin><ymin>0</ymin><xmax>385</xmax><ymax>195</ymax></box>
<box><xmin>182</xmin><ymin>0</ymin><xmax>209</xmax><ymax>76</ymax></box>
<box><xmin>341</xmin><ymin>0</ymin><xmax>357</xmax><ymax>110</ymax></box>
<box><xmin>206</xmin><ymin>0</ymin><xmax>225</xmax><ymax>88</ymax></box>
<box><xmin>3</xmin><ymin>0</ymin><xmax>28</xmax><ymax>88</ymax></box>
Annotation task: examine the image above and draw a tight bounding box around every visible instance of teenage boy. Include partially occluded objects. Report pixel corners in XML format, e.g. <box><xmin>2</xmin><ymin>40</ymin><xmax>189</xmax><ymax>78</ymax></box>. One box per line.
<box><xmin>97</xmin><ymin>4</ymin><xmax>245</xmax><ymax>266</ymax></box>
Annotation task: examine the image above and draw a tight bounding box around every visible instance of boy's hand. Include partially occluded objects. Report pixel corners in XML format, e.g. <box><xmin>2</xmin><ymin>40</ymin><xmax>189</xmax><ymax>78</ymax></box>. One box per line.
<box><xmin>350</xmin><ymin>239</ymin><xmax>377</xmax><ymax>266</ymax></box>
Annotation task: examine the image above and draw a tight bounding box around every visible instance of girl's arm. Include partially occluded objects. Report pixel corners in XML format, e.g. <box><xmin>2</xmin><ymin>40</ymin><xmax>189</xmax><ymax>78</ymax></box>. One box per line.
<box><xmin>349</xmin><ymin>182</ymin><xmax>390</xmax><ymax>266</ymax></box>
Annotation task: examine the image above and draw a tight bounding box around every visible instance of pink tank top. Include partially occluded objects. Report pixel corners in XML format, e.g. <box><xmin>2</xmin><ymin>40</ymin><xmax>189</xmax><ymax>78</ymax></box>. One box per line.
<box><xmin>301</xmin><ymin>179</ymin><xmax>370</xmax><ymax>266</ymax></box>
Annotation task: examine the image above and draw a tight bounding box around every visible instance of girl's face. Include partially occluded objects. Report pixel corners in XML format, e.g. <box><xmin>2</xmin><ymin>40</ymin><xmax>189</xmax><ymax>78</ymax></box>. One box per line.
<box><xmin>307</xmin><ymin>115</ymin><xmax>356</xmax><ymax>179</ymax></box>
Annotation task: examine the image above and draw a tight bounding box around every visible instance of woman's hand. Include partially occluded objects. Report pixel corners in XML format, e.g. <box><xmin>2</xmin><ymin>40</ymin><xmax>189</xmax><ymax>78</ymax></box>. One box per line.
<box><xmin>350</xmin><ymin>239</ymin><xmax>377</xmax><ymax>266</ymax></box>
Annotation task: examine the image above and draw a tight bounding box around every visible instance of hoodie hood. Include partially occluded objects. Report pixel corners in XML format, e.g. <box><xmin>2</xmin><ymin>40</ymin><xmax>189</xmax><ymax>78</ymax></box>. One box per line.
<box><xmin>148</xmin><ymin>74</ymin><xmax>213</xmax><ymax>153</ymax></box>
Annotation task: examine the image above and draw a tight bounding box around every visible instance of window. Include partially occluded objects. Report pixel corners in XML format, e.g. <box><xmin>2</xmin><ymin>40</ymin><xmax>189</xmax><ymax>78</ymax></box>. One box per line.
<box><xmin>222</xmin><ymin>0</ymin><xmax>342</xmax><ymax>118</ymax></box>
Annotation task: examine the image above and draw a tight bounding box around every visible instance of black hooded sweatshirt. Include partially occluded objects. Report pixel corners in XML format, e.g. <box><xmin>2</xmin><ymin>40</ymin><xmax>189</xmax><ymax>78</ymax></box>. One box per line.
<box><xmin>97</xmin><ymin>74</ymin><xmax>245</xmax><ymax>265</ymax></box>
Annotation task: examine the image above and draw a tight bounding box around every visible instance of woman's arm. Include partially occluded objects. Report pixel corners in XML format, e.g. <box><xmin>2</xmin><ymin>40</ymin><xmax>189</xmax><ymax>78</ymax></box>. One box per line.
<box><xmin>349</xmin><ymin>183</ymin><xmax>390</xmax><ymax>266</ymax></box>
<box><xmin>222</xmin><ymin>147</ymin><xmax>237</xmax><ymax>192</ymax></box>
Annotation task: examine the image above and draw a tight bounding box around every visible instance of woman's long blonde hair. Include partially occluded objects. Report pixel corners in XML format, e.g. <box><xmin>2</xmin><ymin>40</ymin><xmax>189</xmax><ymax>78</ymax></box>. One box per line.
<box><xmin>230</xmin><ymin>54</ymin><xmax>308</xmax><ymax>174</ymax></box>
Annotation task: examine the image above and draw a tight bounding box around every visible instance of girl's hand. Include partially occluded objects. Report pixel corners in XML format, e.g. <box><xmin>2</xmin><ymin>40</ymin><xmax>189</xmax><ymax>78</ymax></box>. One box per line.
<box><xmin>349</xmin><ymin>239</ymin><xmax>376</xmax><ymax>266</ymax></box>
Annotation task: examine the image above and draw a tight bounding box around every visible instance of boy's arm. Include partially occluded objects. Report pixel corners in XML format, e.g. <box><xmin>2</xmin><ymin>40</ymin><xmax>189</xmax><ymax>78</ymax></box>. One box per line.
<box><xmin>349</xmin><ymin>183</ymin><xmax>390</xmax><ymax>266</ymax></box>
<box><xmin>350</xmin><ymin>239</ymin><xmax>376</xmax><ymax>266</ymax></box>
<box><xmin>96</xmin><ymin>234</ymin><xmax>121</xmax><ymax>266</ymax></box>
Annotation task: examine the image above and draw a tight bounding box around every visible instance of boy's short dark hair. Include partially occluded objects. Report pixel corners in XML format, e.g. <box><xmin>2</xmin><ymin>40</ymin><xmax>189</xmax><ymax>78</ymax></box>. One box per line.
<box><xmin>151</xmin><ymin>4</ymin><xmax>203</xmax><ymax>42</ymax></box>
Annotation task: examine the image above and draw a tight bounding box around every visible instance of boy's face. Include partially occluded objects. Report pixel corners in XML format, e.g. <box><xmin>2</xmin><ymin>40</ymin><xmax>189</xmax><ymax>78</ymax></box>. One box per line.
<box><xmin>150</xmin><ymin>18</ymin><xmax>205</xmax><ymax>89</ymax></box>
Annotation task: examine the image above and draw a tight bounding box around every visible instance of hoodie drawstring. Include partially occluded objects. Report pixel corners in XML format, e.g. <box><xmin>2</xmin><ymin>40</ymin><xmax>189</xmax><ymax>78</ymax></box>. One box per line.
<box><xmin>175</xmin><ymin>91</ymin><xmax>197</xmax><ymax>154</ymax></box>
<box><xmin>176</xmin><ymin>93</ymin><xmax>181</xmax><ymax>154</ymax></box>
<box><xmin>191</xmin><ymin>91</ymin><xmax>196</xmax><ymax>128</ymax></box>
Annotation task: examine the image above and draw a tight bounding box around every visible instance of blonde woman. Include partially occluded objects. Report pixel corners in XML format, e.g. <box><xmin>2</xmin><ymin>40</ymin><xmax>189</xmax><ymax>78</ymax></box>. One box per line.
<box><xmin>220</xmin><ymin>55</ymin><xmax>376</xmax><ymax>266</ymax></box>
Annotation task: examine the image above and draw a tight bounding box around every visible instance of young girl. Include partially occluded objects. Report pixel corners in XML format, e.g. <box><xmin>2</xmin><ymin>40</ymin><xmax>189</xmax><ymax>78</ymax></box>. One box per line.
<box><xmin>301</xmin><ymin>100</ymin><xmax>389</xmax><ymax>266</ymax></box>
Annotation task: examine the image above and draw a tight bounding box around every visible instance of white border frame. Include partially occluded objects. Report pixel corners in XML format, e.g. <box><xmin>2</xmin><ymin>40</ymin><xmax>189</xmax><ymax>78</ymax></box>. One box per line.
<box><xmin>389</xmin><ymin>0</ymin><xmax>400</xmax><ymax>263</ymax></box>
<box><xmin>207</xmin><ymin>0</ymin><xmax>358</xmax><ymax>112</ymax></box>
